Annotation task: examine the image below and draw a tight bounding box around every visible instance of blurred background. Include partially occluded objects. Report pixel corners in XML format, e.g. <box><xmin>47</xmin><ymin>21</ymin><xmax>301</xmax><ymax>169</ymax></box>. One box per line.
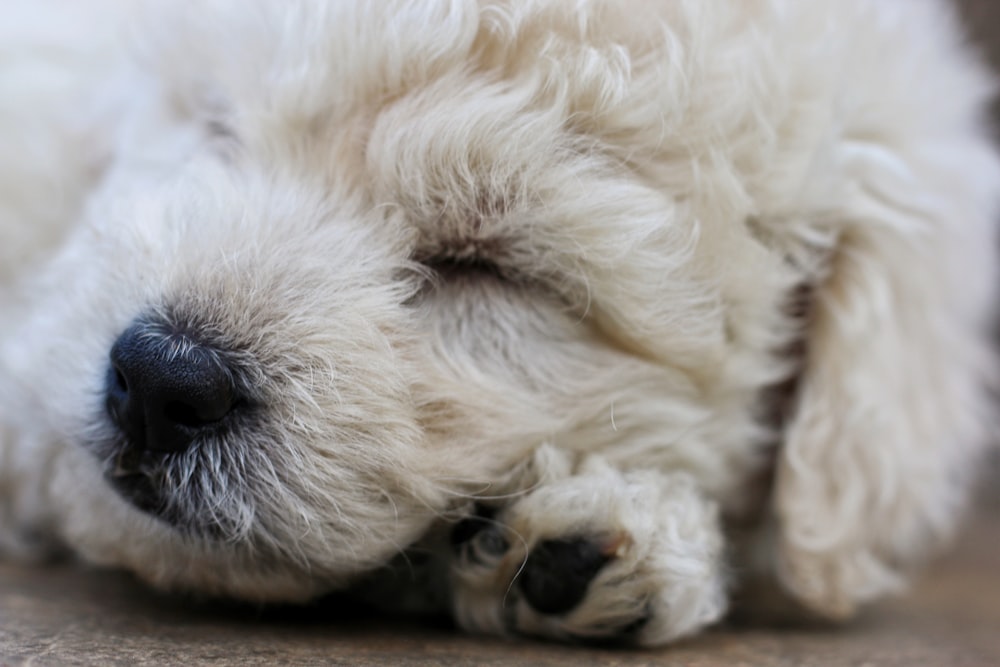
<box><xmin>958</xmin><ymin>0</ymin><xmax>1000</xmax><ymax>80</ymax></box>
<box><xmin>957</xmin><ymin>0</ymin><xmax>1000</xmax><ymax>507</ymax></box>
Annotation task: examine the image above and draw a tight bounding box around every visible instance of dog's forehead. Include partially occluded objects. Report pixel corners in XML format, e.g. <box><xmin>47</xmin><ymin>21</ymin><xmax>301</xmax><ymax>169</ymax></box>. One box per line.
<box><xmin>142</xmin><ymin>1</ymin><xmax>674</xmax><ymax>146</ymax></box>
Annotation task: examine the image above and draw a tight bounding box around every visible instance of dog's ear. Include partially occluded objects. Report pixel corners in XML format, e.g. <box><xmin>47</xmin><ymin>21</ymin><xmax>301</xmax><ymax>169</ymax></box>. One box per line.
<box><xmin>770</xmin><ymin>111</ymin><xmax>1000</xmax><ymax>617</ymax></box>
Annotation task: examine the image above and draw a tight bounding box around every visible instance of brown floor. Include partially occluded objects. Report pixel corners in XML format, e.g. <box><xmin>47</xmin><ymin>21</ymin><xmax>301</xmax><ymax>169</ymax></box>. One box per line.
<box><xmin>2</xmin><ymin>492</ymin><xmax>998</xmax><ymax>667</ymax></box>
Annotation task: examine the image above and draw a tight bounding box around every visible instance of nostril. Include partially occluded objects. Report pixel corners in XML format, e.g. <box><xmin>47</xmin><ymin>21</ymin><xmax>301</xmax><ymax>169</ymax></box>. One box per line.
<box><xmin>164</xmin><ymin>396</ymin><xmax>232</xmax><ymax>429</ymax></box>
<box><xmin>114</xmin><ymin>368</ymin><xmax>128</xmax><ymax>392</ymax></box>
<box><xmin>164</xmin><ymin>401</ymin><xmax>203</xmax><ymax>429</ymax></box>
<box><xmin>106</xmin><ymin>364</ymin><xmax>130</xmax><ymax>424</ymax></box>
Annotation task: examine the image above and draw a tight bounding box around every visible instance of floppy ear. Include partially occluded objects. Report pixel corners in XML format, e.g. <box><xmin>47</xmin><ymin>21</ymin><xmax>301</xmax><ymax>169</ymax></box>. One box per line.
<box><xmin>771</xmin><ymin>98</ymin><xmax>1000</xmax><ymax>617</ymax></box>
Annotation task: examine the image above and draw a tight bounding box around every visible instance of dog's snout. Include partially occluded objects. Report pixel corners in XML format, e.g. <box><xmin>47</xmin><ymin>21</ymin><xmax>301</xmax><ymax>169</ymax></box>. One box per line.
<box><xmin>106</xmin><ymin>322</ymin><xmax>236</xmax><ymax>453</ymax></box>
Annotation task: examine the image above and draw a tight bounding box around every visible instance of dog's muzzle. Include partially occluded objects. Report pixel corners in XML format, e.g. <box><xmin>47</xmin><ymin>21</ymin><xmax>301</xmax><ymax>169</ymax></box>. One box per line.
<box><xmin>102</xmin><ymin>317</ymin><xmax>245</xmax><ymax>519</ymax></box>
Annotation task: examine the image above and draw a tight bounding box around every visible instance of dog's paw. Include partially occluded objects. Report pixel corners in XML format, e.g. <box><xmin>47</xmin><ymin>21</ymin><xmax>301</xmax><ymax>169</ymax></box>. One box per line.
<box><xmin>449</xmin><ymin>458</ymin><xmax>728</xmax><ymax>646</ymax></box>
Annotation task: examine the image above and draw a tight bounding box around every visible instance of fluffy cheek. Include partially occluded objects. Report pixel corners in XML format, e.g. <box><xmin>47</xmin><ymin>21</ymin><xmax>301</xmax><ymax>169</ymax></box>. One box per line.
<box><xmin>407</xmin><ymin>273</ymin><xmax>640</xmax><ymax>484</ymax></box>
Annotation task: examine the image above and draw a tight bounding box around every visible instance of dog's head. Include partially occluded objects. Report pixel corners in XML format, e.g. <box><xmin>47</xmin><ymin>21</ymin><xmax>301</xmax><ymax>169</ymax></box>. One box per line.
<box><xmin>2</xmin><ymin>1</ymin><xmax>794</xmax><ymax>600</ymax></box>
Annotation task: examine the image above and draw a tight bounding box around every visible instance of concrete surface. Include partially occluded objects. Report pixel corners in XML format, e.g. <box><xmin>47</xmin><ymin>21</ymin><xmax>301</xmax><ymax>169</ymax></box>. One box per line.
<box><xmin>1</xmin><ymin>500</ymin><xmax>998</xmax><ymax>666</ymax></box>
<box><xmin>3</xmin><ymin>1</ymin><xmax>1000</xmax><ymax>665</ymax></box>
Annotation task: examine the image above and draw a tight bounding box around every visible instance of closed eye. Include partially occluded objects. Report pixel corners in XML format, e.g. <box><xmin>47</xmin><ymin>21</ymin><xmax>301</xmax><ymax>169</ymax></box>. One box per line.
<box><xmin>414</xmin><ymin>236</ymin><xmax>519</xmax><ymax>285</ymax></box>
<box><xmin>420</xmin><ymin>254</ymin><xmax>508</xmax><ymax>281</ymax></box>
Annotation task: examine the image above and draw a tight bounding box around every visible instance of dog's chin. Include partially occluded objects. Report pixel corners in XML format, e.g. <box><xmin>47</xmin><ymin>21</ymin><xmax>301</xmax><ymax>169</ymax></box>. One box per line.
<box><xmin>94</xmin><ymin>474</ymin><xmax>418</xmax><ymax>605</ymax></box>
<box><xmin>88</xmin><ymin>435</ymin><xmax>234</xmax><ymax>540</ymax></box>
<box><xmin>106</xmin><ymin>468</ymin><xmax>163</xmax><ymax>516</ymax></box>
<box><xmin>103</xmin><ymin>466</ymin><xmax>208</xmax><ymax>536</ymax></box>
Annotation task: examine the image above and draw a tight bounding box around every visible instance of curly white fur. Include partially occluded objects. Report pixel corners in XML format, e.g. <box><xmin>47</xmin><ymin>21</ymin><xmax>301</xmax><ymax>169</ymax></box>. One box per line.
<box><xmin>0</xmin><ymin>0</ymin><xmax>997</xmax><ymax>646</ymax></box>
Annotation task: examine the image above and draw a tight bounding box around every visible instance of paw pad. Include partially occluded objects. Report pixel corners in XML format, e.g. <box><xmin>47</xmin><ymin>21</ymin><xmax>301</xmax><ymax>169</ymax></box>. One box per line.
<box><xmin>516</xmin><ymin>536</ymin><xmax>621</xmax><ymax>615</ymax></box>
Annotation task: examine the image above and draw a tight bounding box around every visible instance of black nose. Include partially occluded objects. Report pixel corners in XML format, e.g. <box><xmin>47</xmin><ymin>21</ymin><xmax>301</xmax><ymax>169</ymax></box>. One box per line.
<box><xmin>106</xmin><ymin>322</ymin><xmax>236</xmax><ymax>453</ymax></box>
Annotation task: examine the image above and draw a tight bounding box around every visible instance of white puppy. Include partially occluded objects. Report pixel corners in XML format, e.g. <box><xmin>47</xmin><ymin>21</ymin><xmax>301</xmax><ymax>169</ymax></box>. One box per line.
<box><xmin>1</xmin><ymin>0</ymin><xmax>997</xmax><ymax>647</ymax></box>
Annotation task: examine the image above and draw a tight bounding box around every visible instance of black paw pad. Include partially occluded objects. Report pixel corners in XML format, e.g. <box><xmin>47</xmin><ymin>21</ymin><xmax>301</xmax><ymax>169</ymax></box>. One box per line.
<box><xmin>517</xmin><ymin>537</ymin><xmax>614</xmax><ymax>615</ymax></box>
